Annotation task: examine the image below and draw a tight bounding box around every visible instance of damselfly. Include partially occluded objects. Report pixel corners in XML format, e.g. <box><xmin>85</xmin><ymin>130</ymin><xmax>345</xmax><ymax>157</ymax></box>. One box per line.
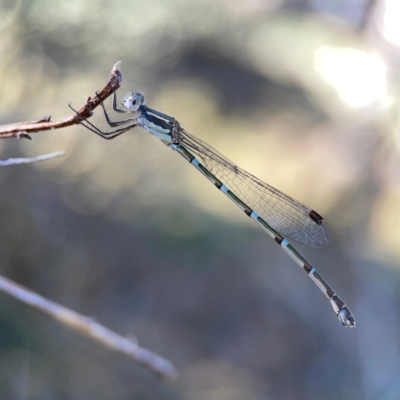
<box><xmin>70</xmin><ymin>86</ymin><xmax>355</xmax><ymax>328</ymax></box>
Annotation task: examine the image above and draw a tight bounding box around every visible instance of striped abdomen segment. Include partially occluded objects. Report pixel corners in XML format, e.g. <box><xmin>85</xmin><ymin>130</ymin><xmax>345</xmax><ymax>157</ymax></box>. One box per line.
<box><xmin>168</xmin><ymin>142</ymin><xmax>355</xmax><ymax>328</ymax></box>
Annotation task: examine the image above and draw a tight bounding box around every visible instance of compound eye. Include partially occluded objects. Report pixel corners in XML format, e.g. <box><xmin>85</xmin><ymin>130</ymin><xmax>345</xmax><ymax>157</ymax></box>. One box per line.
<box><xmin>138</xmin><ymin>93</ymin><xmax>146</xmax><ymax>104</ymax></box>
<box><xmin>121</xmin><ymin>92</ymin><xmax>144</xmax><ymax>111</ymax></box>
<box><xmin>130</xmin><ymin>98</ymin><xmax>140</xmax><ymax>111</ymax></box>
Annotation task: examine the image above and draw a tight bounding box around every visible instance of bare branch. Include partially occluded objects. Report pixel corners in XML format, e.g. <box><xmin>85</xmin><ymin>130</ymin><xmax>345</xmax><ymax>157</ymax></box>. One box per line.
<box><xmin>0</xmin><ymin>61</ymin><xmax>123</xmax><ymax>139</ymax></box>
<box><xmin>358</xmin><ymin>0</ymin><xmax>379</xmax><ymax>33</ymax></box>
<box><xmin>0</xmin><ymin>151</ymin><xmax>65</xmax><ymax>166</ymax></box>
<box><xmin>0</xmin><ymin>274</ymin><xmax>178</xmax><ymax>381</ymax></box>
<box><xmin>0</xmin><ymin>60</ymin><xmax>178</xmax><ymax>381</ymax></box>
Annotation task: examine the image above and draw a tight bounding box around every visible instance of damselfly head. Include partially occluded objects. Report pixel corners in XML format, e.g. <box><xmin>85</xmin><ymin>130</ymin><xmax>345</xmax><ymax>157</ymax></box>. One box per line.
<box><xmin>121</xmin><ymin>91</ymin><xmax>146</xmax><ymax>111</ymax></box>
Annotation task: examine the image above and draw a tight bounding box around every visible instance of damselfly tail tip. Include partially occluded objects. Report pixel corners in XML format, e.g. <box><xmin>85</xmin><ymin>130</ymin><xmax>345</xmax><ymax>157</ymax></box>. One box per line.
<box><xmin>338</xmin><ymin>308</ymin><xmax>356</xmax><ymax>328</ymax></box>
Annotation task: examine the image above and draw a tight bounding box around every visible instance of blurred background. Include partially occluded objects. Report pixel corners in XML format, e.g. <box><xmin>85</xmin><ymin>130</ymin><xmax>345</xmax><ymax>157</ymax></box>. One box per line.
<box><xmin>0</xmin><ymin>0</ymin><xmax>399</xmax><ymax>399</ymax></box>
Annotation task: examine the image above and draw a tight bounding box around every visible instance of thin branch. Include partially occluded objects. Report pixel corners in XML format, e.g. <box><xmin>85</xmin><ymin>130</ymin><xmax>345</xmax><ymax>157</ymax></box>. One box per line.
<box><xmin>358</xmin><ymin>0</ymin><xmax>379</xmax><ymax>33</ymax></box>
<box><xmin>0</xmin><ymin>151</ymin><xmax>65</xmax><ymax>166</ymax></box>
<box><xmin>0</xmin><ymin>61</ymin><xmax>123</xmax><ymax>139</ymax></box>
<box><xmin>0</xmin><ymin>61</ymin><xmax>178</xmax><ymax>380</ymax></box>
<box><xmin>0</xmin><ymin>274</ymin><xmax>178</xmax><ymax>381</ymax></box>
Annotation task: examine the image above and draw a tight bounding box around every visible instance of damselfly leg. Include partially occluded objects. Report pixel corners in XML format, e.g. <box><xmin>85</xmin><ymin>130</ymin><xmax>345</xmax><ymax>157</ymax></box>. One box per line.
<box><xmin>68</xmin><ymin>91</ymin><xmax>139</xmax><ymax>140</ymax></box>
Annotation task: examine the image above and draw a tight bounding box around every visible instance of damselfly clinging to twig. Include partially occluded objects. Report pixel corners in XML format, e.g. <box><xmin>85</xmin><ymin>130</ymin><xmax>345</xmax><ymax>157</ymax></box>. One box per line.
<box><xmin>70</xmin><ymin>79</ymin><xmax>355</xmax><ymax>328</ymax></box>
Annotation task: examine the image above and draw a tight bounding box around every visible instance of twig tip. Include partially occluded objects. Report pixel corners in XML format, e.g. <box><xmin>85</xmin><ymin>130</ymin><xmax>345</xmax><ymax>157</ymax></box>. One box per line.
<box><xmin>111</xmin><ymin>61</ymin><xmax>123</xmax><ymax>83</ymax></box>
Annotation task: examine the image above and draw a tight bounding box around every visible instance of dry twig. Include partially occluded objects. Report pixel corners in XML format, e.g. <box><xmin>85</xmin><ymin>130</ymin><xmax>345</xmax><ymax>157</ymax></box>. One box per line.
<box><xmin>0</xmin><ymin>61</ymin><xmax>178</xmax><ymax>381</ymax></box>
<box><xmin>0</xmin><ymin>151</ymin><xmax>65</xmax><ymax>166</ymax></box>
<box><xmin>0</xmin><ymin>61</ymin><xmax>123</xmax><ymax>139</ymax></box>
<box><xmin>0</xmin><ymin>274</ymin><xmax>178</xmax><ymax>381</ymax></box>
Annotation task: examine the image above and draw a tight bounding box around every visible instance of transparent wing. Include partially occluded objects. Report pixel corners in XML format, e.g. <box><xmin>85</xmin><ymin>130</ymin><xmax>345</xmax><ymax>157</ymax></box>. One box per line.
<box><xmin>179</xmin><ymin>129</ymin><xmax>331</xmax><ymax>249</ymax></box>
